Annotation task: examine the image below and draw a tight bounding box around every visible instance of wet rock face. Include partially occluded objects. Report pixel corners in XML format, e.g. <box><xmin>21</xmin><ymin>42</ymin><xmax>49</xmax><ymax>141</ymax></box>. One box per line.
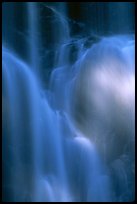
<box><xmin>70</xmin><ymin>37</ymin><xmax>135</xmax><ymax>163</ymax></box>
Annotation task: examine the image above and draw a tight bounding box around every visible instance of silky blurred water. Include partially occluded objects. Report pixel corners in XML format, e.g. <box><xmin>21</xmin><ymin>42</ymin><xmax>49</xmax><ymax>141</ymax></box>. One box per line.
<box><xmin>2</xmin><ymin>2</ymin><xmax>135</xmax><ymax>202</ymax></box>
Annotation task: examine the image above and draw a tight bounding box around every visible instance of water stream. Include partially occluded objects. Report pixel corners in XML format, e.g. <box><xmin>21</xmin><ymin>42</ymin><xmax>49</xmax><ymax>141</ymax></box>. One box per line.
<box><xmin>2</xmin><ymin>2</ymin><xmax>135</xmax><ymax>202</ymax></box>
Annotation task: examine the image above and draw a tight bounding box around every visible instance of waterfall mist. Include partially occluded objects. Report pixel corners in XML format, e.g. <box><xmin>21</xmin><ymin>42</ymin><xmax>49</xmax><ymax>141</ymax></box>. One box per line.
<box><xmin>2</xmin><ymin>2</ymin><xmax>135</xmax><ymax>202</ymax></box>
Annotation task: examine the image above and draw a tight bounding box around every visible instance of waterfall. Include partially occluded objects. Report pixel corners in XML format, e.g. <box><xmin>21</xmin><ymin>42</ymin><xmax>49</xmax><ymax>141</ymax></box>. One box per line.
<box><xmin>2</xmin><ymin>2</ymin><xmax>135</xmax><ymax>202</ymax></box>
<box><xmin>27</xmin><ymin>3</ymin><xmax>40</xmax><ymax>73</ymax></box>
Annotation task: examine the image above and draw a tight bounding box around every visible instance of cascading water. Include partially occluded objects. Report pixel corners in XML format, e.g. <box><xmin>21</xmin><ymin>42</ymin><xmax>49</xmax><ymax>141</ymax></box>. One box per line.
<box><xmin>2</xmin><ymin>2</ymin><xmax>135</xmax><ymax>202</ymax></box>
<box><xmin>28</xmin><ymin>3</ymin><xmax>40</xmax><ymax>73</ymax></box>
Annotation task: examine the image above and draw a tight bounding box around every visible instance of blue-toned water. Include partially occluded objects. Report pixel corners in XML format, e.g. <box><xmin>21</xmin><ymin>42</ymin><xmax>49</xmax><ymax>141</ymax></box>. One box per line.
<box><xmin>2</xmin><ymin>3</ymin><xmax>135</xmax><ymax>202</ymax></box>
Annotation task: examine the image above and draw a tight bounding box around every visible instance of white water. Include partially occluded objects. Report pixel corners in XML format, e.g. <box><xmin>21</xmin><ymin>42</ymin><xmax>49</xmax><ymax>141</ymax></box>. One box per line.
<box><xmin>2</xmin><ymin>3</ymin><xmax>135</xmax><ymax>202</ymax></box>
